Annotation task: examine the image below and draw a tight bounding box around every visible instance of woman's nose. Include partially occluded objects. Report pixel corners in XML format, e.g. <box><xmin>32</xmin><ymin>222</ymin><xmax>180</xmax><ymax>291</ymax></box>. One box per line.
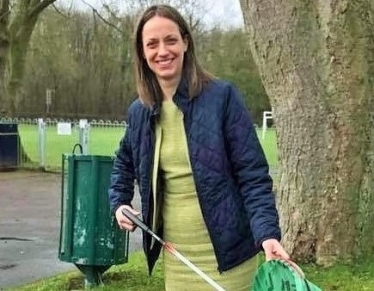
<box><xmin>157</xmin><ymin>42</ymin><xmax>168</xmax><ymax>56</ymax></box>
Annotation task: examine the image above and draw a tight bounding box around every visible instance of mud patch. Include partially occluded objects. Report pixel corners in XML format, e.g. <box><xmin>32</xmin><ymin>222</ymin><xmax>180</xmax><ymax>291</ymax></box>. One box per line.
<box><xmin>0</xmin><ymin>263</ymin><xmax>17</xmax><ymax>270</ymax></box>
<box><xmin>0</xmin><ymin>237</ymin><xmax>33</xmax><ymax>241</ymax></box>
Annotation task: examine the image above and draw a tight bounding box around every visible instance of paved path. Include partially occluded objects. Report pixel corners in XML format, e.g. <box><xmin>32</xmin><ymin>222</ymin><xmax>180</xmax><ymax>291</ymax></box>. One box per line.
<box><xmin>0</xmin><ymin>171</ymin><xmax>142</xmax><ymax>290</ymax></box>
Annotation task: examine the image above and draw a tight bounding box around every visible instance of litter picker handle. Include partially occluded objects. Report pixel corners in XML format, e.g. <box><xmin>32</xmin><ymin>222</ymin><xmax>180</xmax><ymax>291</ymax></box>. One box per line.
<box><xmin>122</xmin><ymin>208</ymin><xmax>150</xmax><ymax>233</ymax></box>
<box><xmin>122</xmin><ymin>208</ymin><xmax>166</xmax><ymax>246</ymax></box>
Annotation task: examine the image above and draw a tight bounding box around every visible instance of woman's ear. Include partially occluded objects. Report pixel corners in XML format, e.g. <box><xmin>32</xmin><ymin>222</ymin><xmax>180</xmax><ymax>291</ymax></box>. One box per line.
<box><xmin>183</xmin><ymin>36</ymin><xmax>188</xmax><ymax>52</ymax></box>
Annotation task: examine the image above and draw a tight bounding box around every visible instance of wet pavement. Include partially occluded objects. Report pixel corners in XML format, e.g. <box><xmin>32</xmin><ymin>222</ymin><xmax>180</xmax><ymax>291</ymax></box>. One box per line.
<box><xmin>0</xmin><ymin>171</ymin><xmax>142</xmax><ymax>290</ymax></box>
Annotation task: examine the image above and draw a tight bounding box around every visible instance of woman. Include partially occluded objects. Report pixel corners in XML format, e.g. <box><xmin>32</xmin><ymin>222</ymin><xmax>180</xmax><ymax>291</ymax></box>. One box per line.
<box><xmin>108</xmin><ymin>4</ymin><xmax>289</xmax><ymax>290</ymax></box>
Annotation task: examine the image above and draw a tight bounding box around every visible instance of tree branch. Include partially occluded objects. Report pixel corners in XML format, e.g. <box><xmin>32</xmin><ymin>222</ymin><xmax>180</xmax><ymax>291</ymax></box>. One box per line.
<box><xmin>0</xmin><ymin>0</ymin><xmax>10</xmax><ymax>18</ymax></box>
<box><xmin>28</xmin><ymin>0</ymin><xmax>57</xmax><ymax>19</ymax></box>
<box><xmin>52</xmin><ymin>3</ymin><xmax>70</xmax><ymax>19</ymax></box>
<box><xmin>0</xmin><ymin>10</ymin><xmax>10</xmax><ymax>21</ymax></box>
<box><xmin>80</xmin><ymin>0</ymin><xmax>123</xmax><ymax>33</ymax></box>
<box><xmin>102</xmin><ymin>4</ymin><xmax>121</xmax><ymax>22</ymax></box>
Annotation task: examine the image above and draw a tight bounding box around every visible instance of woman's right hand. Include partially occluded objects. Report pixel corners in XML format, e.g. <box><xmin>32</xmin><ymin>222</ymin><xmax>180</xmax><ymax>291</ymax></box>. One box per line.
<box><xmin>115</xmin><ymin>205</ymin><xmax>140</xmax><ymax>232</ymax></box>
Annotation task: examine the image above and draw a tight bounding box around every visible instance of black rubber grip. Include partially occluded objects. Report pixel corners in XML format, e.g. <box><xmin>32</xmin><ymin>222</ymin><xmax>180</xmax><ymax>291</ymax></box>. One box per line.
<box><xmin>122</xmin><ymin>208</ymin><xmax>150</xmax><ymax>233</ymax></box>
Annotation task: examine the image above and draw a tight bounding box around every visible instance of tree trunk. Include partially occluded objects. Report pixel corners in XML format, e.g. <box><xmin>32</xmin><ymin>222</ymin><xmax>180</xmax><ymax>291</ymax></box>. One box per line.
<box><xmin>0</xmin><ymin>0</ymin><xmax>56</xmax><ymax>116</ymax></box>
<box><xmin>7</xmin><ymin>15</ymin><xmax>39</xmax><ymax>115</ymax></box>
<box><xmin>239</xmin><ymin>0</ymin><xmax>374</xmax><ymax>265</ymax></box>
<box><xmin>0</xmin><ymin>0</ymin><xmax>10</xmax><ymax>115</ymax></box>
<box><xmin>0</xmin><ymin>64</ymin><xmax>10</xmax><ymax>116</ymax></box>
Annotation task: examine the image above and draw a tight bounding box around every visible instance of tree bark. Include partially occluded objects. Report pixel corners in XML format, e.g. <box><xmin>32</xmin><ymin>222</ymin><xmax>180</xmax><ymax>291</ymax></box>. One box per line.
<box><xmin>7</xmin><ymin>14</ymin><xmax>39</xmax><ymax>113</ymax></box>
<box><xmin>0</xmin><ymin>0</ymin><xmax>10</xmax><ymax>115</ymax></box>
<box><xmin>0</xmin><ymin>0</ymin><xmax>56</xmax><ymax>116</ymax></box>
<box><xmin>239</xmin><ymin>0</ymin><xmax>374</xmax><ymax>265</ymax></box>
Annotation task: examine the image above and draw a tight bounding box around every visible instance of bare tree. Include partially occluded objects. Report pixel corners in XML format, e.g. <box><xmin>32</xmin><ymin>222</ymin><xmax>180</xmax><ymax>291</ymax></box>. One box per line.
<box><xmin>0</xmin><ymin>0</ymin><xmax>57</xmax><ymax>116</ymax></box>
<box><xmin>239</xmin><ymin>0</ymin><xmax>374</xmax><ymax>266</ymax></box>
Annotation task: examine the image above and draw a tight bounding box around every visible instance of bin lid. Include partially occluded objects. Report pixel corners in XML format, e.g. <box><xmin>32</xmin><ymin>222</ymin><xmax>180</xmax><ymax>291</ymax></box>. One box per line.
<box><xmin>251</xmin><ymin>259</ymin><xmax>322</xmax><ymax>291</ymax></box>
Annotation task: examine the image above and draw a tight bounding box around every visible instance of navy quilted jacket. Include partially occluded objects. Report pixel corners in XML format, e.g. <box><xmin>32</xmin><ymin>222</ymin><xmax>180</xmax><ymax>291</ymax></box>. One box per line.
<box><xmin>108</xmin><ymin>78</ymin><xmax>281</xmax><ymax>274</ymax></box>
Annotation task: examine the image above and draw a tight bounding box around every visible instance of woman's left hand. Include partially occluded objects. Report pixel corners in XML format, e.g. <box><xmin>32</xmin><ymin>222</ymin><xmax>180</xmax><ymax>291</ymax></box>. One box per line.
<box><xmin>262</xmin><ymin>239</ymin><xmax>290</xmax><ymax>261</ymax></box>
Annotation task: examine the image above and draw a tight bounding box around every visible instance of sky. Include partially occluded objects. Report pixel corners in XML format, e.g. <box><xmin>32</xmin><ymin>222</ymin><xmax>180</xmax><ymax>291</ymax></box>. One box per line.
<box><xmin>59</xmin><ymin>0</ymin><xmax>244</xmax><ymax>29</ymax></box>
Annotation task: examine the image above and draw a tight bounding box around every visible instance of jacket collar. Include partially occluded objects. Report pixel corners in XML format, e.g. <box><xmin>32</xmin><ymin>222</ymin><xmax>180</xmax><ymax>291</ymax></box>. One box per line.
<box><xmin>173</xmin><ymin>77</ymin><xmax>190</xmax><ymax>114</ymax></box>
<box><xmin>150</xmin><ymin>76</ymin><xmax>190</xmax><ymax>116</ymax></box>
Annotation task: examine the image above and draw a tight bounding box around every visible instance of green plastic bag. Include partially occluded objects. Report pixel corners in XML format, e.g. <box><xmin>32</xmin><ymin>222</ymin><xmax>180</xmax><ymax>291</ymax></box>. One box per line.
<box><xmin>251</xmin><ymin>259</ymin><xmax>323</xmax><ymax>291</ymax></box>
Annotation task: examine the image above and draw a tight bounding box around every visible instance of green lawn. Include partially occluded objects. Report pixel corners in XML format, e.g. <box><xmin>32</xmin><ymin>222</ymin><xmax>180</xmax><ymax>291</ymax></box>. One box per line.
<box><xmin>18</xmin><ymin>124</ymin><xmax>278</xmax><ymax>171</ymax></box>
<box><xmin>8</xmin><ymin>251</ymin><xmax>374</xmax><ymax>291</ymax></box>
<box><xmin>10</xmin><ymin>126</ymin><xmax>374</xmax><ymax>290</ymax></box>
<box><xmin>258</xmin><ymin>128</ymin><xmax>278</xmax><ymax>167</ymax></box>
<box><xmin>18</xmin><ymin>124</ymin><xmax>125</xmax><ymax>170</ymax></box>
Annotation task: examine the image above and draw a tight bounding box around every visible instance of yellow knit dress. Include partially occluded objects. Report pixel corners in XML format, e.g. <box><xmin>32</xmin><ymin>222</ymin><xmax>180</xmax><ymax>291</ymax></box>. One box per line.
<box><xmin>156</xmin><ymin>100</ymin><xmax>257</xmax><ymax>291</ymax></box>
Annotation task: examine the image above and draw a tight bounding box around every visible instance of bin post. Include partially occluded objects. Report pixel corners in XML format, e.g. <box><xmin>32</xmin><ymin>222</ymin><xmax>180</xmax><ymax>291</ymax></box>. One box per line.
<box><xmin>59</xmin><ymin>153</ymin><xmax>128</xmax><ymax>288</ymax></box>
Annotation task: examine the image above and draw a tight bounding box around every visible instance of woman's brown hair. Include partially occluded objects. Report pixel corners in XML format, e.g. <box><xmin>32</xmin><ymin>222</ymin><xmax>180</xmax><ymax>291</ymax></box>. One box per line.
<box><xmin>133</xmin><ymin>4</ymin><xmax>214</xmax><ymax>108</ymax></box>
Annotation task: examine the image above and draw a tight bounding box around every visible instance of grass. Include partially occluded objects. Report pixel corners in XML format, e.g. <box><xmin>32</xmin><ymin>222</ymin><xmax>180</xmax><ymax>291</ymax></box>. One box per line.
<box><xmin>18</xmin><ymin>124</ymin><xmax>125</xmax><ymax>171</ymax></box>
<box><xmin>18</xmin><ymin>124</ymin><xmax>278</xmax><ymax>171</ymax></box>
<box><xmin>304</xmin><ymin>262</ymin><xmax>374</xmax><ymax>290</ymax></box>
<box><xmin>8</xmin><ymin>251</ymin><xmax>374</xmax><ymax>291</ymax></box>
<box><xmin>11</xmin><ymin>125</ymin><xmax>279</xmax><ymax>291</ymax></box>
<box><xmin>9</xmin><ymin>126</ymin><xmax>374</xmax><ymax>290</ymax></box>
<box><xmin>8</xmin><ymin>252</ymin><xmax>164</xmax><ymax>291</ymax></box>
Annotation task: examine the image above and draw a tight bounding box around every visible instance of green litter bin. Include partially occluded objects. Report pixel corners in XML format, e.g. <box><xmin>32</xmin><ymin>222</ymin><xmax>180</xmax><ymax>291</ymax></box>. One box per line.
<box><xmin>58</xmin><ymin>148</ymin><xmax>129</xmax><ymax>287</ymax></box>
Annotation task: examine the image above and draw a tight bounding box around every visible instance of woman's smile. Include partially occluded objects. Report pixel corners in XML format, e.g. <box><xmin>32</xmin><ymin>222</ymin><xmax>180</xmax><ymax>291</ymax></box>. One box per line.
<box><xmin>142</xmin><ymin>16</ymin><xmax>188</xmax><ymax>83</ymax></box>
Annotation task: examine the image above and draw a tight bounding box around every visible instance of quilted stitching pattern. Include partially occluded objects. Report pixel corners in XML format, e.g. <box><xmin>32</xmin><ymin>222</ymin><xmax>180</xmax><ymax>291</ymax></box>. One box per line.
<box><xmin>108</xmin><ymin>79</ymin><xmax>281</xmax><ymax>274</ymax></box>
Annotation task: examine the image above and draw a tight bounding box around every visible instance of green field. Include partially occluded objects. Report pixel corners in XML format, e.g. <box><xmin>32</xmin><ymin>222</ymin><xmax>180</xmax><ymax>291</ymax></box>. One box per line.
<box><xmin>18</xmin><ymin>124</ymin><xmax>278</xmax><ymax>171</ymax></box>
<box><xmin>9</xmin><ymin>251</ymin><xmax>374</xmax><ymax>291</ymax></box>
<box><xmin>18</xmin><ymin>124</ymin><xmax>125</xmax><ymax>170</ymax></box>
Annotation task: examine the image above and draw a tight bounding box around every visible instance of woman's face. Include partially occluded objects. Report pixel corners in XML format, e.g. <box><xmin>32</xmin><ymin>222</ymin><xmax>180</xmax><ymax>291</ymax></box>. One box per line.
<box><xmin>142</xmin><ymin>16</ymin><xmax>188</xmax><ymax>84</ymax></box>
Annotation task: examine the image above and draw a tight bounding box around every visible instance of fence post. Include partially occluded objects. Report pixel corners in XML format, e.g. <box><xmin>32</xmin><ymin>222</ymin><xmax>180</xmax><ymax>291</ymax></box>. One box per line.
<box><xmin>38</xmin><ymin>118</ymin><xmax>46</xmax><ymax>169</ymax></box>
<box><xmin>79</xmin><ymin>119</ymin><xmax>90</xmax><ymax>154</ymax></box>
<box><xmin>262</xmin><ymin>111</ymin><xmax>273</xmax><ymax>140</ymax></box>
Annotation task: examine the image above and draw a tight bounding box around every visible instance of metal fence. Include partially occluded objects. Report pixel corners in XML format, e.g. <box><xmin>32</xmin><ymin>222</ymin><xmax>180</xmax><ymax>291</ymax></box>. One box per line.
<box><xmin>0</xmin><ymin>117</ymin><xmax>278</xmax><ymax>172</ymax></box>
<box><xmin>0</xmin><ymin>117</ymin><xmax>127</xmax><ymax>172</ymax></box>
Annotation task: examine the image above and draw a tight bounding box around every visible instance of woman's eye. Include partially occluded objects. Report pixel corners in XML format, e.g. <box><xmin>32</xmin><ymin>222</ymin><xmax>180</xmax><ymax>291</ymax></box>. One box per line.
<box><xmin>166</xmin><ymin>39</ymin><xmax>177</xmax><ymax>44</ymax></box>
<box><xmin>147</xmin><ymin>42</ymin><xmax>157</xmax><ymax>48</ymax></box>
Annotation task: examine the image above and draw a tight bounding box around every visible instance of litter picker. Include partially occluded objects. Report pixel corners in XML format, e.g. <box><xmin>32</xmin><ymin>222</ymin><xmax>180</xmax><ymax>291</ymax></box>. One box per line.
<box><xmin>122</xmin><ymin>208</ymin><xmax>226</xmax><ymax>291</ymax></box>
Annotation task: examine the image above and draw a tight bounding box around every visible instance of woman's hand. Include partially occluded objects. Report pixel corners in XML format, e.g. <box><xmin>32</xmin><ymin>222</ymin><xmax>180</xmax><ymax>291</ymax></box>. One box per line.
<box><xmin>262</xmin><ymin>239</ymin><xmax>290</xmax><ymax>261</ymax></box>
<box><xmin>115</xmin><ymin>205</ymin><xmax>140</xmax><ymax>232</ymax></box>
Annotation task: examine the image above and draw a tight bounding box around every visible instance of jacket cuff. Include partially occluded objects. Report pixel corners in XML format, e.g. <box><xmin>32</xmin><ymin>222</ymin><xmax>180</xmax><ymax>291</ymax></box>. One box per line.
<box><xmin>112</xmin><ymin>203</ymin><xmax>132</xmax><ymax>215</ymax></box>
<box><xmin>256</xmin><ymin>231</ymin><xmax>282</xmax><ymax>249</ymax></box>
